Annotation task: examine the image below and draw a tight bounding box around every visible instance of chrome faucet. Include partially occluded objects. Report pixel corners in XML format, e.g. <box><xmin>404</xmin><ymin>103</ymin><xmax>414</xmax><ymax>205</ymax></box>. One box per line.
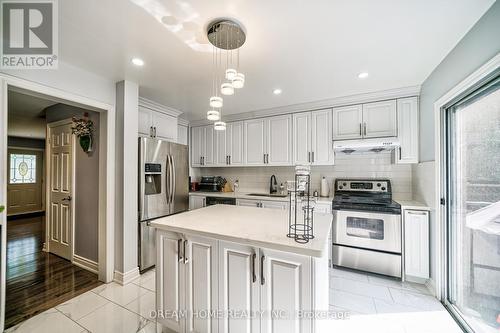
<box><xmin>270</xmin><ymin>175</ymin><xmax>278</xmax><ymax>194</ymax></box>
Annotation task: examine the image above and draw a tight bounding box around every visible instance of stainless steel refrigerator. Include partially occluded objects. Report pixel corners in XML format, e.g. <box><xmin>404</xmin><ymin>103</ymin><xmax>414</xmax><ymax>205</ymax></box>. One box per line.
<box><xmin>138</xmin><ymin>137</ymin><xmax>189</xmax><ymax>272</ymax></box>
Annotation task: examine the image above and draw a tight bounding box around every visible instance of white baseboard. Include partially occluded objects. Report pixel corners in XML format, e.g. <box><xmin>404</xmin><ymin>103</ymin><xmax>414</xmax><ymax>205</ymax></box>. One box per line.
<box><xmin>113</xmin><ymin>267</ymin><xmax>140</xmax><ymax>285</ymax></box>
<box><xmin>73</xmin><ymin>254</ymin><xmax>99</xmax><ymax>275</ymax></box>
<box><xmin>426</xmin><ymin>278</ymin><xmax>437</xmax><ymax>298</ymax></box>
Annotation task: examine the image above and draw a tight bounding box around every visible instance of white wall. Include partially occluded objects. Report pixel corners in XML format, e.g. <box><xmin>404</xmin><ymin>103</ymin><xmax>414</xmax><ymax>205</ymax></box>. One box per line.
<box><xmin>196</xmin><ymin>152</ymin><xmax>413</xmax><ymax>200</ymax></box>
<box><xmin>419</xmin><ymin>2</ymin><xmax>500</xmax><ymax>162</ymax></box>
<box><xmin>114</xmin><ymin>81</ymin><xmax>139</xmax><ymax>277</ymax></box>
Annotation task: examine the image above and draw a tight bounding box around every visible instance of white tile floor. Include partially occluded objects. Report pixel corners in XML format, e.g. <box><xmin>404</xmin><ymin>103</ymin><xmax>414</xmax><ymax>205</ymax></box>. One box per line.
<box><xmin>5</xmin><ymin>268</ymin><xmax>464</xmax><ymax>333</ymax></box>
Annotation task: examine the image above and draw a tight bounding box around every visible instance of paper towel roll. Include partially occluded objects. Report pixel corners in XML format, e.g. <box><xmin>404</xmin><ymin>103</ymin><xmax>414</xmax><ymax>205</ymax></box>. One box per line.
<box><xmin>320</xmin><ymin>177</ymin><xmax>329</xmax><ymax>197</ymax></box>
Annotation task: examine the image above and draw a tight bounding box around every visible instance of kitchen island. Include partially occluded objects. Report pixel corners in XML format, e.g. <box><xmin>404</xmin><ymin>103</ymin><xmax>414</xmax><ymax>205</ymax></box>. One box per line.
<box><xmin>151</xmin><ymin>204</ymin><xmax>331</xmax><ymax>333</ymax></box>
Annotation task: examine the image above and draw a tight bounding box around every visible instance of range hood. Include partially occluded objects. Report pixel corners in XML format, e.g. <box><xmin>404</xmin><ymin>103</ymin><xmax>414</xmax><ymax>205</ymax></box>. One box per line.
<box><xmin>333</xmin><ymin>137</ymin><xmax>400</xmax><ymax>154</ymax></box>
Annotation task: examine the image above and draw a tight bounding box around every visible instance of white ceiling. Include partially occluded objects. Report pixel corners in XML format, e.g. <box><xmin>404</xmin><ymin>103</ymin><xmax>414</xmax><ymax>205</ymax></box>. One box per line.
<box><xmin>58</xmin><ymin>0</ymin><xmax>495</xmax><ymax>120</ymax></box>
<box><xmin>8</xmin><ymin>91</ymin><xmax>56</xmax><ymax>139</ymax></box>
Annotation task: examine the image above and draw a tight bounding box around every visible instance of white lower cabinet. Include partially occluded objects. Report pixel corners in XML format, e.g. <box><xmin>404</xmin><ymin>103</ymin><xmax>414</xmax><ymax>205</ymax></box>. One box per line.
<box><xmin>189</xmin><ymin>196</ymin><xmax>206</xmax><ymax>210</ymax></box>
<box><xmin>260</xmin><ymin>248</ymin><xmax>312</xmax><ymax>333</ymax></box>
<box><xmin>157</xmin><ymin>231</ymin><xmax>218</xmax><ymax>333</ymax></box>
<box><xmin>219</xmin><ymin>242</ymin><xmax>260</xmax><ymax>333</ymax></box>
<box><xmin>404</xmin><ymin>209</ymin><xmax>429</xmax><ymax>280</ymax></box>
<box><xmin>157</xmin><ymin>231</ymin><xmax>324</xmax><ymax>333</ymax></box>
<box><xmin>237</xmin><ymin>199</ymin><xmax>288</xmax><ymax>210</ymax></box>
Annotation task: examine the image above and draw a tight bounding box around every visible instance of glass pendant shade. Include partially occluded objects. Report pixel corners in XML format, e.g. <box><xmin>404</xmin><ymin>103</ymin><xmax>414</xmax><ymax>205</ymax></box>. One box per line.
<box><xmin>221</xmin><ymin>82</ymin><xmax>234</xmax><ymax>95</ymax></box>
<box><xmin>232</xmin><ymin>73</ymin><xmax>245</xmax><ymax>89</ymax></box>
<box><xmin>207</xmin><ymin>110</ymin><xmax>220</xmax><ymax>121</ymax></box>
<box><xmin>209</xmin><ymin>96</ymin><xmax>223</xmax><ymax>108</ymax></box>
<box><xmin>214</xmin><ymin>121</ymin><xmax>226</xmax><ymax>131</ymax></box>
<box><xmin>225</xmin><ymin>68</ymin><xmax>237</xmax><ymax>81</ymax></box>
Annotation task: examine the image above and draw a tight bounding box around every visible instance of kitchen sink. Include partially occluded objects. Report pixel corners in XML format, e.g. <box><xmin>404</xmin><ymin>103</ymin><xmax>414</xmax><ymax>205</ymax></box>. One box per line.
<box><xmin>248</xmin><ymin>193</ymin><xmax>288</xmax><ymax>198</ymax></box>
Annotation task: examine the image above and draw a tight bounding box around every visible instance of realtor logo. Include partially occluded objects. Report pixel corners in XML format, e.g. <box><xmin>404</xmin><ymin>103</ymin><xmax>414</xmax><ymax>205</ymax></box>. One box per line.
<box><xmin>1</xmin><ymin>0</ymin><xmax>58</xmax><ymax>69</ymax></box>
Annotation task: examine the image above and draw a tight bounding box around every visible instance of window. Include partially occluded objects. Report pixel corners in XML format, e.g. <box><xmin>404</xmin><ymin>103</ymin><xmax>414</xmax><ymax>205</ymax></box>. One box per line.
<box><xmin>445</xmin><ymin>77</ymin><xmax>500</xmax><ymax>332</ymax></box>
<box><xmin>9</xmin><ymin>154</ymin><xmax>37</xmax><ymax>184</ymax></box>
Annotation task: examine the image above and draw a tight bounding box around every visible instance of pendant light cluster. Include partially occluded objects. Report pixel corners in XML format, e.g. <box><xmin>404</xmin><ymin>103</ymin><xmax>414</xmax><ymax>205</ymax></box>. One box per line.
<box><xmin>206</xmin><ymin>19</ymin><xmax>246</xmax><ymax>130</ymax></box>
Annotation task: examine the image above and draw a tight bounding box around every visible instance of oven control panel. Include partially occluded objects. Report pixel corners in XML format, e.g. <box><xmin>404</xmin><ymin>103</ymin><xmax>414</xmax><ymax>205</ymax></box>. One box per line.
<box><xmin>336</xmin><ymin>180</ymin><xmax>389</xmax><ymax>192</ymax></box>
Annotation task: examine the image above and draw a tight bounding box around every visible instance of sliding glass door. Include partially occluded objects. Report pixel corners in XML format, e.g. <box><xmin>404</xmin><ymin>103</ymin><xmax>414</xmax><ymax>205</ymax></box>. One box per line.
<box><xmin>445</xmin><ymin>76</ymin><xmax>500</xmax><ymax>333</ymax></box>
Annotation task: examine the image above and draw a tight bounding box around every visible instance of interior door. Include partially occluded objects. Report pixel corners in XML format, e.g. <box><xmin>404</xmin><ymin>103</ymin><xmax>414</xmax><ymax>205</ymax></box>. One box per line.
<box><xmin>219</xmin><ymin>242</ymin><xmax>260</xmax><ymax>333</ymax></box>
<box><xmin>48</xmin><ymin>122</ymin><xmax>73</xmax><ymax>260</ymax></box>
<box><xmin>7</xmin><ymin>149</ymin><xmax>43</xmax><ymax>215</ymax></box>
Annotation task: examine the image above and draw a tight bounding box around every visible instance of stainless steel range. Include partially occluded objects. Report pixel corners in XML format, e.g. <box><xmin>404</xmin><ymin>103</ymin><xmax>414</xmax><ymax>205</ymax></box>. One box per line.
<box><xmin>332</xmin><ymin>179</ymin><xmax>402</xmax><ymax>278</ymax></box>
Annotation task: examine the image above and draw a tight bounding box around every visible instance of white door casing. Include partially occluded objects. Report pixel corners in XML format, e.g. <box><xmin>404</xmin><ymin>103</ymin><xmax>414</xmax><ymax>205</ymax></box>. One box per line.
<box><xmin>47</xmin><ymin>120</ymin><xmax>74</xmax><ymax>260</ymax></box>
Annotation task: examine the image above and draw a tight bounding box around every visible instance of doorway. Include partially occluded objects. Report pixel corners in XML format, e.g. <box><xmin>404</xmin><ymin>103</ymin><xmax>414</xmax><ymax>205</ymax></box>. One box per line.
<box><xmin>3</xmin><ymin>90</ymin><xmax>106</xmax><ymax>329</ymax></box>
<box><xmin>443</xmin><ymin>75</ymin><xmax>500</xmax><ymax>332</ymax></box>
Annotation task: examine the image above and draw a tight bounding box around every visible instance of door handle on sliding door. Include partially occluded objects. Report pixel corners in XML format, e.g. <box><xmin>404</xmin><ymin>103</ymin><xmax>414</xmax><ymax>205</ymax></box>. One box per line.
<box><xmin>260</xmin><ymin>254</ymin><xmax>265</xmax><ymax>285</ymax></box>
<box><xmin>178</xmin><ymin>239</ymin><xmax>183</xmax><ymax>262</ymax></box>
<box><xmin>251</xmin><ymin>253</ymin><xmax>257</xmax><ymax>283</ymax></box>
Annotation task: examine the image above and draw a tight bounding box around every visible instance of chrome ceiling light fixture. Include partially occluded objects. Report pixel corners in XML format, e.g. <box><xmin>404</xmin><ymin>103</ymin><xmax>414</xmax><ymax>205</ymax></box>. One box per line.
<box><xmin>206</xmin><ymin>19</ymin><xmax>246</xmax><ymax>129</ymax></box>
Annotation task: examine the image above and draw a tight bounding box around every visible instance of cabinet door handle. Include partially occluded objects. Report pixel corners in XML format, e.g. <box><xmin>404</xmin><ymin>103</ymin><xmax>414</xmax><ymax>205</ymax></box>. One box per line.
<box><xmin>407</xmin><ymin>211</ymin><xmax>427</xmax><ymax>216</ymax></box>
<box><xmin>363</xmin><ymin>123</ymin><xmax>367</xmax><ymax>136</ymax></box>
<box><xmin>266</xmin><ymin>154</ymin><xmax>269</xmax><ymax>164</ymax></box>
<box><xmin>264</xmin><ymin>154</ymin><xmax>266</xmax><ymax>164</ymax></box>
<box><xmin>312</xmin><ymin>151</ymin><xmax>314</xmax><ymax>163</ymax></box>
<box><xmin>260</xmin><ymin>255</ymin><xmax>266</xmax><ymax>285</ymax></box>
<box><xmin>178</xmin><ymin>239</ymin><xmax>183</xmax><ymax>262</ymax></box>
<box><xmin>183</xmin><ymin>240</ymin><xmax>189</xmax><ymax>264</ymax></box>
<box><xmin>229</xmin><ymin>156</ymin><xmax>231</xmax><ymax>165</ymax></box>
<box><xmin>251</xmin><ymin>253</ymin><xmax>257</xmax><ymax>283</ymax></box>
<box><xmin>398</xmin><ymin>147</ymin><xmax>402</xmax><ymax>158</ymax></box>
<box><xmin>202</xmin><ymin>156</ymin><xmax>205</xmax><ymax>165</ymax></box>
<box><xmin>359</xmin><ymin>123</ymin><xmax>362</xmax><ymax>136</ymax></box>
<box><xmin>150</xmin><ymin>126</ymin><xmax>153</xmax><ymax>137</ymax></box>
<box><xmin>308</xmin><ymin>152</ymin><xmax>310</xmax><ymax>163</ymax></box>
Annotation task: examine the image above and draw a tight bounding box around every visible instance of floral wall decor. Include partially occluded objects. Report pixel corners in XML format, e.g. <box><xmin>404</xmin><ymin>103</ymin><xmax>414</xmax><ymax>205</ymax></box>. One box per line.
<box><xmin>72</xmin><ymin>115</ymin><xmax>94</xmax><ymax>153</ymax></box>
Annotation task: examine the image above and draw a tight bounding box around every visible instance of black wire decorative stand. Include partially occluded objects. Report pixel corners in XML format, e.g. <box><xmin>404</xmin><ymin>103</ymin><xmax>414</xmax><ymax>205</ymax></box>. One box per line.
<box><xmin>287</xmin><ymin>167</ymin><xmax>315</xmax><ymax>244</ymax></box>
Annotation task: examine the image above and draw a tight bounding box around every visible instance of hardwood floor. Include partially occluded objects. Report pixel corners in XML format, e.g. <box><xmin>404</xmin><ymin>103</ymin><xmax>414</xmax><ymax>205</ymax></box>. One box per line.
<box><xmin>5</xmin><ymin>215</ymin><xmax>102</xmax><ymax>329</ymax></box>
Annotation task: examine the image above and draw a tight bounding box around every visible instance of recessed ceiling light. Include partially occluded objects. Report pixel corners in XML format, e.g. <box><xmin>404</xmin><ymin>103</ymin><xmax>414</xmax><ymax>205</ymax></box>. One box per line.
<box><xmin>273</xmin><ymin>88</ymin><xmax>282</xmax><ymax>95</ymax></box>
<box><xmin>132</xmin><ymin>58</ymin><xmax>144</xmax><ymax>66</ymax></box>
<box><xmin>358</xmin><ymin>72</ymin><xmax>369</xmax><ymax>79</ymax></box>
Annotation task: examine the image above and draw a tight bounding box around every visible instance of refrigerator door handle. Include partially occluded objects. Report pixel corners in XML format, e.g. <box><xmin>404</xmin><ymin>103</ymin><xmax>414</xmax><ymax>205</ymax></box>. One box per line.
<box><xmin>170</xmin><ymin>155</ymin><xmax>176</xmax><ymax>206</ymax></box>
<box><xmin>165</xmin><ymin>155</ymin><xmax>171</xmax><ymax>204</ymax></box>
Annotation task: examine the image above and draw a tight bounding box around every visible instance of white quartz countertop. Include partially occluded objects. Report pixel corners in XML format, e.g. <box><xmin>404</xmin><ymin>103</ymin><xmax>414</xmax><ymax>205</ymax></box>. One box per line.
<box><xmin>189</xmin><ymin>191</ymin><xmax>334</xmax><ymax>204</ymax></box>
<box><xmin>150</xmin><ymin>204</ymin><xmax>332</xmax><ymax>257</ymax></box>
<box><xmin>395</xmin><ymin>200</ymin><xmax>431</xmax><ymax>211</ymax></box>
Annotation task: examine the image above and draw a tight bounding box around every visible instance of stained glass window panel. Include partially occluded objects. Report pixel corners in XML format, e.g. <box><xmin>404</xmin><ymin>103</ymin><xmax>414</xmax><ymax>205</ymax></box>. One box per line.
<box><xmin>9</xmin><ymin>154</ymin><xmax>37</xmax><ymax>184</ymax></box>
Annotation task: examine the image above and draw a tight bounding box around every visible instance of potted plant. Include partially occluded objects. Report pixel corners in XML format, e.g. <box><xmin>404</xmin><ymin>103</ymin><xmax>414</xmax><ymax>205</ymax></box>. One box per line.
<box><xmin>72</xmin><ymin>116</ymin><xmax>94</xmax><ymax>153</ymax></box>
<box><xmin>0</xmin><ymin>205</ymin><xmax>4</xmax><ymax>213</ymax></box>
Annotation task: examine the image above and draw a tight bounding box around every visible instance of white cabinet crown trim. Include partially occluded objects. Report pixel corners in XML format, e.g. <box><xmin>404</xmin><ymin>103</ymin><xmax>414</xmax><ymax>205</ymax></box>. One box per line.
<box><xmin>139</xmin><ymin>97</ymin><xmax>183</xmax><ymax>118</ymax></box>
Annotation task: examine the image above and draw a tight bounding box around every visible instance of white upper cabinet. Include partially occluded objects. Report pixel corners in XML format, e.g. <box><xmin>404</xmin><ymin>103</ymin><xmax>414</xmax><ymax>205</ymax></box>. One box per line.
<box><xmin>396</xmin><ymin>97</ymin><xmax>419</xmax><ymax>164</ymax></box>
<box><xmin>332</xmin><ymin>105</ymin><xmax>363</xmax><ymax>140</ymax></box>
<box><xmin>177</xmin><ymin>125</ymin><xmax>188</xmax><ymax>145</ymax></box>
<box><xmin>244</xmin><ymin>118</ymin><xmax>266</xmax><ymax>165</ymax></box>
<box><xmin>204</xmin><ymin>125</ymin><xmax>216</xmax><ymax>166</ymax></box>
<box><xmin>139</xmin><ymin>106</ymin><xmax>178</xmax><ymax>141</ymax></box>
<box><xmin>227</xmin><ymin>121</ymin><xmax>244</xmax><ymax>166</ymax></box>
<box><xmin>266</xmin><ymin>115</ymin><xmax>292</xmax><ymax>165</ymax></box>
<box><xmin>311</xmin><ymin>109</ymin><xmax>334</xmax><ymax>165</ymax></box>
<box><xmin>191</xmin><ymin>126</ymin><xmax>204</xmax><ymax>167</ymax></box>
<box><xmin>138</xmin><ymin>106</ymin><xmax>154</xmax><ymax>137</ymax></box>
<box><xmin>294</xmin><ymin>110</ymin><xmax>333</xmax><ymax>165</ymax></box>
<box><xmin>362</xmin><ymin>100</ymin><xmax>397</xmax><ymax>138</ymax></box>
<box><xmin>215</xmin><ymin>128</ymin><xmax>227</xmax><ymax>166</ymax></box>
<box><xmin>293</xmin><ymin>112</ymin><xmax>311</xmax><ymax>165</ymax></box>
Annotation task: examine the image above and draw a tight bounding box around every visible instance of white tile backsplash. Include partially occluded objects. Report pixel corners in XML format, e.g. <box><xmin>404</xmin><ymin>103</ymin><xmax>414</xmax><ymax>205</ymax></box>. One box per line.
<box><xmin>195</xmin><ymin>152</ymin><xmax>413</xmax><ymax>200</ymax></box>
